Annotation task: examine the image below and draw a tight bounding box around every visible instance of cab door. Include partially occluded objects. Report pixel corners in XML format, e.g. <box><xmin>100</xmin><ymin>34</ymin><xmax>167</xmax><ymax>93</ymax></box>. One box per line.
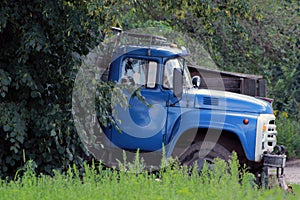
<box><xmin>110</xmin><ymin>56</ymin><xmax>169</xmax><ymax>151</ymax></box>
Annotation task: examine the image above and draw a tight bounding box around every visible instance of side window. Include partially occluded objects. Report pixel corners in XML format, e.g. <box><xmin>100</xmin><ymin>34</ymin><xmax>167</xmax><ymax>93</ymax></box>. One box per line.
<box><xmin>163</xmin><ymin>59</ymin><xmax>177</xmax><ymax>89</ymax></box>
<box><xmin>163</xmin><ymin>58</ymin><xmax>192</xmax><ymax>89</ymax></box>
<box><xmin>121</xmin><ymin>58</ymin><xmax>157</xmax><ymax>88</ymax></box>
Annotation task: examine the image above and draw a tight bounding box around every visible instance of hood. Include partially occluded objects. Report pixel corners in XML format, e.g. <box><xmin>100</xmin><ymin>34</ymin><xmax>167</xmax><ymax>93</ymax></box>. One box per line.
<box><xmin>184</xmin><ymin>89</ymin><xmax>273</xmax><ymax>114</ymax></box>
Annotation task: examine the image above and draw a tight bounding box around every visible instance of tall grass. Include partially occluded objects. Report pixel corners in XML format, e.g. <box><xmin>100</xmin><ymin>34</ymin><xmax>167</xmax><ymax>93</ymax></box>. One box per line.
<box><xmin>0</xmin><ymin>153</ymin><xmax>298</xmax><ymax>200</ymax></box>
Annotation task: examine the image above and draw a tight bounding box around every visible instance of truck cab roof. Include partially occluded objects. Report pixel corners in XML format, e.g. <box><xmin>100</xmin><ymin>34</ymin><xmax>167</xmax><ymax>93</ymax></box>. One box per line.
<box><xmin>116</xmin><ymin>44</ymin><xmax>190</xmax><ymax>58</ymax></box>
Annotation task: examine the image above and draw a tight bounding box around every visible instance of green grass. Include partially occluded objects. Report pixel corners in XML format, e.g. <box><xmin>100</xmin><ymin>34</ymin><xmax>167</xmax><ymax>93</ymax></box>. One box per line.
<box><xmin>0</xmin><ymin>154</ymin><xmax>299</xmax><ymax>200</ymax></box>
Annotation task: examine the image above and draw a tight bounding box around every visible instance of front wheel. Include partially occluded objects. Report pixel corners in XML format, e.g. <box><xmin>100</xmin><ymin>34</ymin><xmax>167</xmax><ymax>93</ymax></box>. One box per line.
<box><xmin>179</xmin><ymin>141</ymin><xmax>231</xmax><ymax>171</ymax></box>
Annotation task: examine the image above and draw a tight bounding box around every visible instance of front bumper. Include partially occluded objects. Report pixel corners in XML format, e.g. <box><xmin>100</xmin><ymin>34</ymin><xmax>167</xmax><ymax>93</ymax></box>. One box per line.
<box><xmin>263</xmin><ymin>154</ymin><xmax>286</xmax><ymax>168</ymax></box>
<box><xmin>263</xmin><ymin>145</ymin><xmax>287</xmax><ymax>171</ymax></box>
<box><xmin>262</xmin><ymin>145</ymin><xmax>288</xmax><ymax>190</ymax></box>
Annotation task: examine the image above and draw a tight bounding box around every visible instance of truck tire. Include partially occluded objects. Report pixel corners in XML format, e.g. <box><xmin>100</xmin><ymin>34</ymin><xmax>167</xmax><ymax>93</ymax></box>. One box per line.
<box><xmin>179</xmin><ymin>141</ymin><xmax>231</xmax><ymax>171</ymax></box>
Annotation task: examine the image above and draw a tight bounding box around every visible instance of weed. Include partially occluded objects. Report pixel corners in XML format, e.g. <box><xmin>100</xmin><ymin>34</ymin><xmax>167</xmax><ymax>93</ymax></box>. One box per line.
<box><xmin>0</xmin><ymin>153</ymin><xmax>299</xmax><ymax>200</ymax></box>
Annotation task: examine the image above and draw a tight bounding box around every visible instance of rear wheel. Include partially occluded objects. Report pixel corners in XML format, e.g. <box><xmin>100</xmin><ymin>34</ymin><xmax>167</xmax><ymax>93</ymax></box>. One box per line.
<box><xmin>179</xmin><ymin>141</ymin><xmax>231</xmax><ymax>171</ymax></box>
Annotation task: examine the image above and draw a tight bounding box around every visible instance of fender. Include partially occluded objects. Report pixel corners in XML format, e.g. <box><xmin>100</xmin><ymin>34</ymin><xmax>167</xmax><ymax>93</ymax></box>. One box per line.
<box><xmin>166</xmin><ymin>108</ymin><xmax>259</xmax><ymax>161</ymax></box>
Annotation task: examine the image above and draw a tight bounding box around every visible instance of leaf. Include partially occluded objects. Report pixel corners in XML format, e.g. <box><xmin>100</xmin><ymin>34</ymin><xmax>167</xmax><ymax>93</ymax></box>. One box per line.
<box><xmin>66</xmin><ymin>148</ymin><xmax>74</xmax><ymax>161</ymax></box>
<box><xmin>3</xmin><ymin>124</ymin><xmax>10</xmax><ymax>132</ymax></box>
<box><xmin>9</xmin><ymin>138</ymin><xmax>15</xmax><ymax>143</ymax></box>
<box><xmin>51</xmin><ymin>129</ymin><xmax>56</xmax><ymax>136</ymax></box>
<box><xmin>16</xmin><ymin>135</ymin><xmax>25</xmax><ymax>143</ymax></box>
<box><xmin>2</xmin><ymin>86</ymin><xmax>8</xmax><ymax>92</ymax></box>
<box><xmin>10</xmin><ymin>131</ymin><xmax>17</xmax><ymax>137</ymax></box>
<box><xmin>1</xmin><ymin>77</ymin><xmax>11</xmax><ymax>86</ymax></box>
<box><xmin>10</xmin><ymin>146</ymin><xmax>18</xmax><ymax>154</ymax></box>
<box><xmin>31</xmin><ymin>91</ymin><xmax>41</xmax><ymax>98</ymax></box>
<box><xmin>36</xmin><ymin>44</ymin><xmax>42</xmax><ymax>52</ymax></box>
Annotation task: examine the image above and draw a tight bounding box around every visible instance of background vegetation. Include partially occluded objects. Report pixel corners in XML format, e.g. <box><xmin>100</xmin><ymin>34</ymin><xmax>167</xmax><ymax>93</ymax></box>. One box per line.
<box><xmin>0</xmin><ymin>0</ymin><xmax>299</xmax><ymax>178</ymax></box>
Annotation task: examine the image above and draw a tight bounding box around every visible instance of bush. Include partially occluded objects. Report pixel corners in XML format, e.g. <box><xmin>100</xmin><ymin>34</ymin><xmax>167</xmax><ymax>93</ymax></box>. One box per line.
<box><xmin>276</xmin><ymin>114</ymin><xmax>300</xmax><ymax>159</ymax></box>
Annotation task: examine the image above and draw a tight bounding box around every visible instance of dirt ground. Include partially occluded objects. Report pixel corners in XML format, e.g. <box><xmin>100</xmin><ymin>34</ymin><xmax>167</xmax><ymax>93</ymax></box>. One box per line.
<box><xmin>285</xmin><ymin>159</ymin><xmax>300</xmax><ymax>185</ymax></box>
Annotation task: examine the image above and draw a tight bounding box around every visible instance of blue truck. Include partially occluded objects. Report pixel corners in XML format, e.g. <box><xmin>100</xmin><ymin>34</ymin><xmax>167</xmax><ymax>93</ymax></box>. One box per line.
<box><xmin>83</xmin><ymin>29</ymin><xmax>287</xmax><ymax>188</ymax></box>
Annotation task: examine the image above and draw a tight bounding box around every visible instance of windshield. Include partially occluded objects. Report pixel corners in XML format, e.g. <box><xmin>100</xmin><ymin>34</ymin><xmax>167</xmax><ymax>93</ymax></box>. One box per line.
<box><xmin>163</xmin><ymin>58</ymin><xmax>193</xmax><ymax>89</ymax></box>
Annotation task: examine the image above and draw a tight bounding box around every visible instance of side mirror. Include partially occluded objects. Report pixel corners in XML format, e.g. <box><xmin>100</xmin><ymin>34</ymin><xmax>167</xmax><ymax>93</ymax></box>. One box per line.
<box><xmin>173</xmin><ymin>68</ymin><xmax>183</xmax><ymax>98</ymax></box>
<box><xmin>192</xmin><ymin>76</ymin><xmax>201</xmax><ymax>89</ymax></box>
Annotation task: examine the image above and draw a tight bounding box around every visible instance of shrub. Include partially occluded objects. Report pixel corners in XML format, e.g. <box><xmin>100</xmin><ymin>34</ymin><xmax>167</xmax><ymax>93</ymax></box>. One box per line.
<box><xmin>276</xmin><ymin>114</ymin><xmax>300</xmax><ymax>159</ymax></box>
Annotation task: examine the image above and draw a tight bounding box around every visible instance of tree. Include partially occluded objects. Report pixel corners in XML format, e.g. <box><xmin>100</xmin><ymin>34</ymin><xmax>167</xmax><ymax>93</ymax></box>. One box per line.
<box><xmin>122</xmin><ymin>0</ymin><xmax>300</xmax><ymax>119</ymax></box>
<box><xmin>255</xmin><ymin>0</ymin><xmax>300</xmax><ymax>118</ymax></box>
<box><xmin>0</xmin><ymin>0</ymin><xmax>124</xmax><ymax>178</ymax></box>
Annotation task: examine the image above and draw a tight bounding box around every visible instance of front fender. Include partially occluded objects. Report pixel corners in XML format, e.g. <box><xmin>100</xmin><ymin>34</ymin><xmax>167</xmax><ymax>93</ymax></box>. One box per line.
<box><xmin>166</xmin><ymin>109</ymin><xmax>258</xmax><ymax>161</ymax></box>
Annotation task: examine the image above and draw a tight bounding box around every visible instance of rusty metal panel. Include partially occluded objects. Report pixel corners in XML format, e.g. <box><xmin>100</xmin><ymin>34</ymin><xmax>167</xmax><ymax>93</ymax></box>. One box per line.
<box><xmin>243</xmin><ymin>79</ymin><xmax>257</xmax><ymax>96</ymax></box>
<box><xmin>258</xmin><ymin>79</ymin><xmax>266</xmax><ymax>97</ymax></box>
<box><xmin>189</xmin><ymin>66</ymin><xmax>267</xmax><ymax>97</ymax></box>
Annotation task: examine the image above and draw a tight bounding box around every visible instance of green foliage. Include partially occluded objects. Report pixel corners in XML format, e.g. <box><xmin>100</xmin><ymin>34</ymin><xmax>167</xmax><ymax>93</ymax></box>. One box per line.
<box><xmin>1</xmin><ymin>153</ymin><xmax>299</xmax><ymax>200</ymax></box>
<box><xmin>0</xmin><ymin>0</ymin><xmax>122</xmax><ymax>179</ymax></box>
<box><xmin>124</xmin><ymin>0</ymin><xmax>262</xmax><ymax>71</ymax></box>
<box><xmin>276</xmin><ymin>116</ymin><xmax>300</xmax><ymax>159</ymax></box>
<box><xmin>257</xmin><ymin>0</ymin><xmax>300</xmax><ymax>119</ymax></box>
